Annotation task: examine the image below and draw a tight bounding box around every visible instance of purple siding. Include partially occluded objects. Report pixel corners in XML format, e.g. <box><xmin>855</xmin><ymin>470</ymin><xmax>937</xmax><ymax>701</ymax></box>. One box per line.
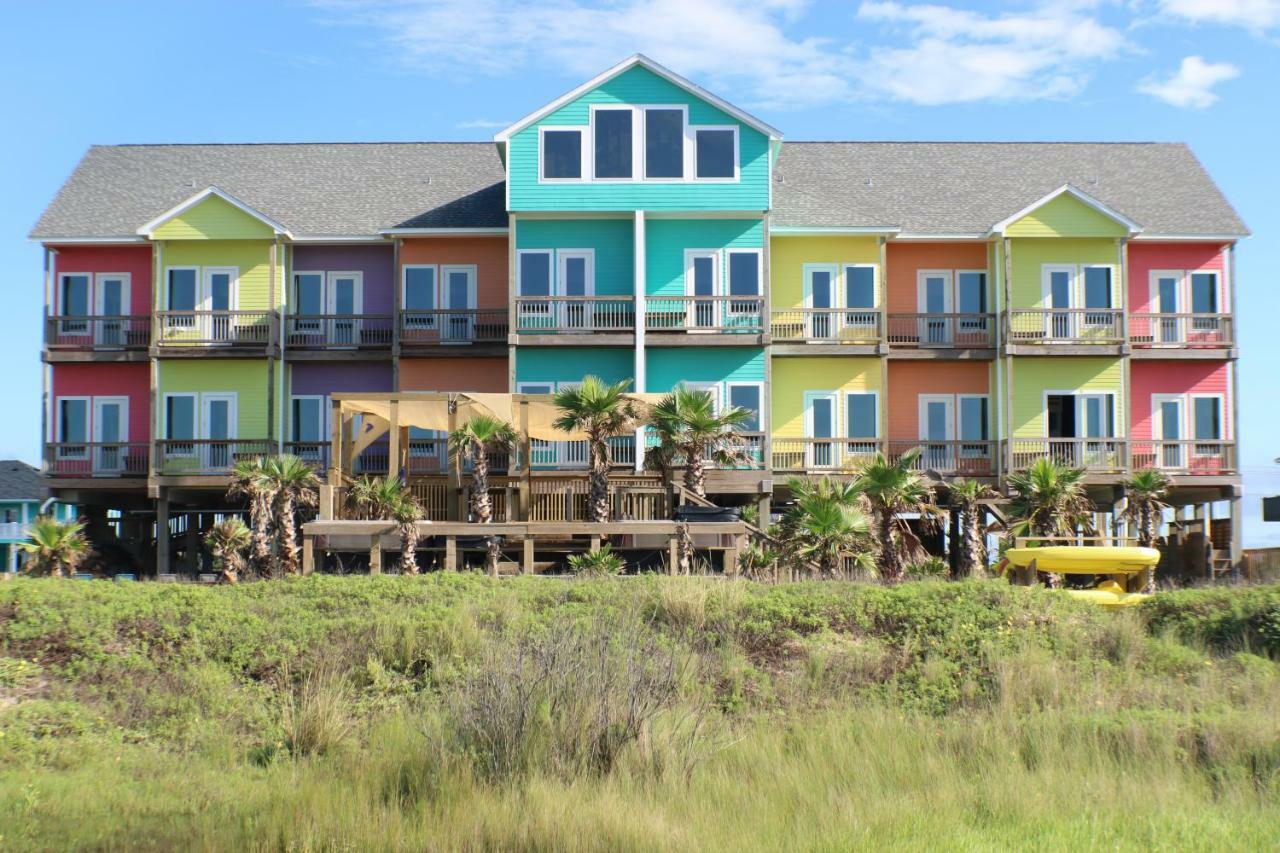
<box><xmin>290</xmin><ymin>363</ymin><xmax>393</xmax><ymax>396</ymax></box>
<box><xmin>290</xmin><ymin>244</ymin><xmax>395</xmax><ymax>316</ymax></box>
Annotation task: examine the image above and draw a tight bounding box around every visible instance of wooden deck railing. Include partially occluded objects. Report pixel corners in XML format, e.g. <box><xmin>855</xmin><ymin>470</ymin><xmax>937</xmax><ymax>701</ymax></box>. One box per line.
<box><xmin>45</xmin><ymin>315</ymin><xmax>151</xmax><ymax>350</ymax></box>
<box><xmin>155</xmin><ymin>311</ymin><xmax>274</xmax><ymax>347</ymax></box>
<box><xmin>1129</xmin><ymin>313</ymin><xmax>1233</xmax><ymax>347</ymax></box>
<box><xmin>515</xmin><ymin>296</ymin><xmax>635</xmax><ymax>333</ymax></box>
<box><xmin>1007</xmin><ymin>309</ymin><xmax>1124</xmax><ymax>344</ymax></box>
<box><xmin>771</xmin><ymin>437</ymin><xmax>882</xmax><ymax>471</ymax></box>
<box><xmin>155</xmin><ymin>439</ymin><xmax>275</xmax><ymax>475</ymax></box>
<box><xmin>770</xmin><ymin>309</ymin><xmax>881</xmax><ymax>343</ymax></box>
<box><xmin>646</xmin><ymin>296</ymin><xmax>765</xmax><ymax>333</ymax></box>
<box><xmin>399</xmin><ymin>309</ymin><xmax>508</xmax><ymax>344</ymax></box>
<box><xmin>286</xmin><ymin>314</ymin><xmax>394</xmax><ymax>349</ymax></box>
<box><xmin>1129</xmin><ymin>440</ymin><xmax>1237</xmax><ymax>474</ymax></box>
<box><xmin>45</xmin><ymin>442</ymin><xmax>150</xmax><ymax>477</ymax></box>
<box><xmin>886</xmin><ymin>313</ymin><xmax>996</xmax><ymax>347</ymax></box>
<box><xmin>886</xmin><ymin>440</ymin><xmax>997</xmax><ymax>476</ymax></box>
<box><xmin>1008</xmin><ymin>438</ymin><xmax>1128</xmax><ymax>472</ymax></box>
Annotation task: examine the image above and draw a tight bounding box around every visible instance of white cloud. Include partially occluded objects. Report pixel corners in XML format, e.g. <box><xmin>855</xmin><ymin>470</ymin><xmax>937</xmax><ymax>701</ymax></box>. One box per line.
<box><xmin>456</xmin><ymin>119</ymin><xmax>511</xmax><ymax>129</ymax></box>
<box><xmin>853</xmin><ymin>1</ymin><xmax>1129</xmax><ymax>105</ymax></box>
<box><xmin>1158</xmin><ymin>0</ymin><xmax>1280</xmax><ymax>31</ymax></box>
<box><xmin>1138</xmin><ymin>55</ymin><xmax>1240</xmax><ymax>108</ymax></box>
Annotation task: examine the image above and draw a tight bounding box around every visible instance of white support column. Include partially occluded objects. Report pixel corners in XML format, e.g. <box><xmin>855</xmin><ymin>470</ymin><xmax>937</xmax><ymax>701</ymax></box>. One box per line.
<box><xmin>634</xmin><ymin>210</ymin><xmax>647</xmax><ymax>472</ymax></box>
<box><xmin>1230</xmin><ymin>490</ymin><xmax>1243</xmax><ymax>579</ymax></box>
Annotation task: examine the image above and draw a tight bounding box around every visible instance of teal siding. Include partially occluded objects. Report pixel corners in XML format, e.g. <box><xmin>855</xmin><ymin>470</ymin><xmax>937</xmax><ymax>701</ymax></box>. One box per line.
<box><xmin>645</xmin><ymin>348</ymin><xmax>765</xmax><ymax>392</ymax></box>
<box><xmin>515</xmin><ymin>347</ymin><xmax>634</xmax><ymax>386</ymax></box>
<box><xmin>645</xmin><ymin>219</ymin><xmax>763</xmax><ymax>296</ymax></box>
<box><xmin>515</xmin><ymin>218</ymin><xmax>635</xmax><ymax>295</ymax></box>
<box><xmin>508</xmin><ymin>66</ymin><xmax>771</xmax><ymax>212</ymax></box>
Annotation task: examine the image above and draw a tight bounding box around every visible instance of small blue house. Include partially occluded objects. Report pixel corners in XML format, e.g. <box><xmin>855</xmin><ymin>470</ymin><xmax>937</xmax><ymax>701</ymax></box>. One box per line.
<box><xmin>0</xmin><ymin>460</ymin><xmax>76</xmax><ymax>572</ymax></box>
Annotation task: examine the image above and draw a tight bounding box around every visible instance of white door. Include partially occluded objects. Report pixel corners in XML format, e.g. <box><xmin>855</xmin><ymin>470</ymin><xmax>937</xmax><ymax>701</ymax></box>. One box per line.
<box><xmin>201</xmin><ymin>394</ymin><xmax>236</xmax><ymax>471</ymax></box>
<box><xmin>441</xmin><ymin>266</ymin><xmax>476</xmax><ymax>342</ymax></box>
<box><xmin>918</xmin><ymin>271</ymin><xmax>952</xmax><ymax>344</ymax></box>
<box><xmin>1153</xmin><ymin>395</ymin><xmax>1184</xmax><ymax>470</ymax></box>
<box><xmin>805</xmin><ymin>392</ymin><xmax>837</xmax><ymax>468</ymax></box>
<box><xmin>805</xmin><ymin>265</ymin><xmax>837</xmax><ymax>339</ymax></box>
<box><xmin>1044</xmin><ymin>266</ymin><xmax>1075</xmax><ymax>339</ymax></box>
<box><xmin>686</xmin><ymin>252</ymin><xmax>718</xmax><ymax>330</ymax></box>
<box><xmin>203</xmin><ymin>268</ymin><xmax>235</xmax><ymax>342</ymax></box>
<box><xmin>327</xmin><ymin>272</ymin><xmax>362</xmax><ymax>346</ymax></box>
<box><xmin>919</xmin><ymin>395</ymin><xmax>954</xmax><ymax>471</ymax></box>
<box><xmin>1151</xmin><ymin>272</ymin><xmax>1181</xmax><ymax>344</ymax></box>
<box><xmin>92</xmin><ymin>398</ymin><xmax>127</xmax><ymax>474</ymax></box>
<box><xmin>557</xmin><ymin>253</ymin><xmax>592</xmax><ymax>331</ymax></box>
<box><xmin>95</xmin><ymin>274</ymin><xmax>129</xmax><ymax>347</ymax></box>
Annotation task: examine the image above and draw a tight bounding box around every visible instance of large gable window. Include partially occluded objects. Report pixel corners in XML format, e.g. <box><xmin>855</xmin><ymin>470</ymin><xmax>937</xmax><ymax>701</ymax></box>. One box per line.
<box><xmin>593</xmin><ymin>109</ymin><xmax>633</xmax><ymax>179</ymax></box>
<box><xmin>695</xmin><ymin>128</ymin><xmax>736</xmax><ymax>179</ymax></box>
<box><xmin>644</xmin><ymin>108</ymin><xmax>684</xmax><ymax>179</ymax></box>
<box><xmin>541</xmin><ymin>129</ymin><xmax>582</xmax><ymax>180</ymax></box>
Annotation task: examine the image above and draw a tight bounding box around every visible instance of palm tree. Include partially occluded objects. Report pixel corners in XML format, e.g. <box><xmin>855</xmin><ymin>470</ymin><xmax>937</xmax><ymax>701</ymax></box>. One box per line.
<box><xmin>450</xmin><ymin>413</ymin><xmax>517</xmax><ymax>576</ymax></box>
<box><xmin>18</xmin><ymin>516</ymin><xmax>91</xmax><ymax>578</ymax></box>
<box><xmin>553</xmin><ymin>376</ymin><xmax>643</xmax><ymax>523</ymax></box>
<box><xmin>228</xmin><ymin>457</ymin><xmax>275</xmax><ymax>574</ymax></box>
<box><xmin>645</xmin><ymin>385</ymin><xmax>755</xmax><ymax>498</ymax></box>
<box><xmin>346</xmin><ymin>476</ymin><xmax>424</xmax><ymax>575</ymax></box>
<box><xmin>949</xmin><ymin>479</ymin><xmax>996</xmax><ymax>579</ymax></box>
<box><xmin>1006</xmin><ymin>458</ymin><xmax>1096</xmax><ymax>587</ymax></box>
<box><xmin>1121</xmin><ymin>467</ymin><xmax>1170</xmax><ymax>593</ymax></box>
<box><xmin>263</xmin><ymin>454</ymin><xmax>320</xmax><ymax>576</ymax></box>
<box><xmin>851</xmin><ymin>449</ymin><xmax>943</xmax><ymax>584</ymax></box>
<box><xmin>790</xmin><ymin>491</ymin><xmax>874</xmax><ymax>579</ymax></box>
<box><xmin>205</xmin><ymin>517</ymin><xmax>251</xmax><ymax>584</ymax></box>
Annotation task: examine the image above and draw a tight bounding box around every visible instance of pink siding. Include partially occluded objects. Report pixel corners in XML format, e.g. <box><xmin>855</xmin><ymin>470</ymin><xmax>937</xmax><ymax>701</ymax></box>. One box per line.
<box><xmin>50</xmin><ymin>245</ymin><xmax>152</xmax><ymax>315</ymax></box>
<box><xmin>1130</xmin><ymin>361</ymin><xmax>1230</xmax><ymax>441</ymax></box>
<box><xmin>52</xmin><ymin>364</ymin><xmax>151</xmax><ymax>442</ymax></box>
<box><xmin>1126</xmin><ymin>242</ymin><xmax>1227</xmax><ymax>314</ymax></box>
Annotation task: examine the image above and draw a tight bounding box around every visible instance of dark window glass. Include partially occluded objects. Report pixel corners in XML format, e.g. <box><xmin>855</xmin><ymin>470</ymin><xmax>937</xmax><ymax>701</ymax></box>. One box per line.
<box><xmin>59</xmin><ymin>399</ymin><xmax>87</xmax><ymax>442</ymax></box>
<box><xmin>847</xmin><ymin>394</ymin><xmax>877</xmax><ymax>438</ymax></box>
<box><xmin>292</xmin><ymin>398</ymin><xmax>321</xmax><ymax>442</ymax></box>
<box><xmin>958</xmin><ymin>272</ymin><xmax>986</xmax><ymax>313</ymax></box>
<box><xmin>167</xmin><ymin>269</ymin><xmax>197</xmax><ymax>311</ymax></box>
<box><xmin>645</xmin><ymin>108</ymin><xmax>683</xmax><ymax>178</ymax></box>
<box><xmin>1191</xmin><ymin>273</ymin><xmax>1218</xmax><ymax>313</ymax></box>
<box><xmin>845</xmin><ymin>266</ymin><xmax>875</xmax><ymax>308</ymax></box>
<box><xmin>295</xmin><ymin>274</ymin><xmax>323</xmax><ymax>315</ymax></box>
<box><xmin>960</xmin><ymin>397</ymin><xmax>989</xmax><ymax>440</ymax></box>
<box><xmin>729</xmin><ymin>385</ymin><xmax>760</xmax><ymax>431</ymax></box>
<box><xmin>61</xmin><ymin>275</ymin><xmax>89</xmax><ymax>316</ymax></box>
<box><xmin>519</xmin><ymin>253</ymin><xmax>552</xmax><ymax>296</ymax></box>
<box><xmin>166</xmin><ymin>396</ymin><xmax>195</xmax><ymax>440</ymax></box>
<box><xmin>542</xmin><ymin>130</ymin><xmax>582</xmax><ymax>179</ymax></box>
<box><xmin>1084</xmin><ymin>267</ymin><xmax>1111</xmax><ymax>308</ymax></box>
<box><xmin>728</xmin><ymin>252</ymin><xmax>759</xmax><ymax>296</ymax></box>
<box><xmin>1194</xmin><ymin>397</ymin><xmax>1221</xmax><ymax>440</ymax></box>
<box><xmin>695</xmin><ymin>129</ymin><xmax>735</xmax><ymax>178</ymax></box>
<box><xmin>594</xmin><ymin>110</ymin><xmax>632</xmax><ymax>178</ymax></box>
<box><xmin>811</xmin><ymin>397</ymin><xmax>834</xmax><ymax>439</ymax></box>
<box><xmin>404</xmin><ymin>268</ymin><xmax>435</xmax><ymax>310</ymax></box>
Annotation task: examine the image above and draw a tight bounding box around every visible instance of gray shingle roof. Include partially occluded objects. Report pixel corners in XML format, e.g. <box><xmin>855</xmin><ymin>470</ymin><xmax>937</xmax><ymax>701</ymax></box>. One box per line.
<box><xmin>0</xmin><ymin>461</ymin><xmax>48</xmax><ymax>501</ymax></box>
<box><xmin>772</xmin><ymin>142</ymin><xmax>1248</xmax><ymax>236</ymax></box>
<box><xmin>32</xmin><ymin>140</ymin><xmax>1247</xmax><ymax>239</ymax></box>
<box><xmin>31</xmin><ymin>143</ymin><xmax>507</xmax><ymax>239</ymax></box>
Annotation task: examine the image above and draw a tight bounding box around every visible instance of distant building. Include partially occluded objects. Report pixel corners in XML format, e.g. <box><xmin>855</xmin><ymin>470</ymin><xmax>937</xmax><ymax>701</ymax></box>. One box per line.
<box><xmin>0</xmin><ymin>460</ymin><xmax>76</xmax><ymax>572</ymax></box>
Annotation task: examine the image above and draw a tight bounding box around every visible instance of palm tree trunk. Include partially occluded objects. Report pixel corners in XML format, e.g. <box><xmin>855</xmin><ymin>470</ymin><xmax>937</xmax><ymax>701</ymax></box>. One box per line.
<box><xmin>486</xmin><ymin>536</ymin><xmax>501</xmax><ymax>577</ymax></box>
<box><xmin>400</xmin><ymin>522</ymin><xmax>419</xmax><ymax>575</ymax></box>
<box><xmin>473</xmin><ymin>447</ymin><xmax>491</xmax><ymax>524</ymax></box>
<box><xmin>965</xmin><ymin>508</ymin><xmax>986</xmax><ymax>580</ymax></box>
<box><xmin>877</xmin><ymin>509</ymin><xmax>902</xmax><ymax>584</ymax></box>
<box><xmin>683</xmin><ymin>449</ymin><xmax>706</xmax><ymax>499</ymax></box>
<box><xmin>588</xmin><ymin>436</ymin><xmax>610</xmax><ymax>523</ymax></box>
<box><xmin>278</xmin><ymin>493</ymin><xmax>299</xmax><ymax>576</ymax></box>
<box><xmin>675</xmin><ymin>521</ymin><xmax>692</xmax><ymax>575</ymax></box>
<box><xmin>251</xmin><ymin>491</ymin><xmax>272</xmax><ymax>573</ymax></box>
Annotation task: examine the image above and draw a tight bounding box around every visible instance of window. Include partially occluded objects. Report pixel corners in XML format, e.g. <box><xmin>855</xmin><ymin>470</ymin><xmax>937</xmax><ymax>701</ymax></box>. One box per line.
<box><xmin>167</xmin><ymin>268</ymin><xmax>197</xmax><ymax>311</ymax></box>
<box><xmin>644</xmin><ymin>108</ymin><xmax>684</xmax><ymax>179</ymax></box>
<box><xmin>403</xmin><ymin>265</ymin><xmax>436</xmax><ymax>330</ymax></box>
<box><xmin>165</xmin><ymin>395</ymin><xmax>196</xmax><ymax>441</ymax></box>
<box><xmin>59</xmin><ymin>274</ymin><xmax>89</xmax><ymax>317</ymax></box>
<box><xmin>959</xmin><ymin>396</ymin><xmax>989</xmax><ymax>441</ymax></box>
<box><xmin>1191</xmin><ymin>272</ymin><xmax>1218</xmax><ymax>313</ymax></box>
<box><xmin>727</xmin><ymin>251</ymin><xmax>760</xmax><ymax>296</ymax></box>
<box><xmin>1083</xmin><ymin>266</ymin><xmax>1112</xmax><ymax>326</ymax></box>
<box><xmin>845</xmin><ymin>266</ymin><xmax>876</xmax><ymax>309</ymax></box>
<box><xmin>1193</xmin><ymin>397</ymin><xmax>1222</xmax><ymax>441</ymax></box>
<box><xmin>727</xmin><ymin>384</ymin><xmax>761</xmax><ymax>431</ymax></box>
<box><xmin>518</xmin><ymin>252</ymin><xmax>553</xmax><ymax>296</ymax></box>
<box><xmin>290</xmin><ymin>397</ymin><xmax>324</xmax><ymax>444</ymax></box>
<box><xmin>695</xmin><ymin>128</ymin><xmax>736</xmax><ymax>178</ymax></box>
<box><xmin>957</xmin><ymin>272</ymin><xmax>986</xmax><ymax>313</ymax></box>
<box><xmin>542</xmin><ymin>129</ymin><xmax>583</xmax><ymax>179</ymax></box>
<box><xmin>293</xmin><ymin>273</ymin><xmax>324</xmax><ymax>316</ymax></box>
<box><xmin>593</xmin><ymin>108</ymin><xmax>633</xmax><ymax>179</ymax></box>
<box><xmin>57</xmin><ymin>398</ymin><xmax>88</xmax><ymax>457</ymax></box>
<box><xmin>846</xmin><ymin>393</ymin><xmax>878</xmax><ymax>438</ymax></box>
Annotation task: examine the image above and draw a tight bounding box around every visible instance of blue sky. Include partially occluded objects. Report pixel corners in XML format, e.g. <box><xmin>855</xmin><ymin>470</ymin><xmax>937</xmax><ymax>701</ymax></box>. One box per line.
<box><xmin>2</xmin><ymin>0</ymin><xmax>1278</xmax><ymax>542</ymax></box>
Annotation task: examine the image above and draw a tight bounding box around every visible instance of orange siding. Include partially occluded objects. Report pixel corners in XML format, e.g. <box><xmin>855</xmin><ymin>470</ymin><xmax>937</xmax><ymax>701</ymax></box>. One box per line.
<box><xmin>399</xmin><ymin>236</ymin><xmax>509</xmax><ymax>309</ymax></box>
<box><xmin>885</xmin><ymin>242</ymin><xmax>990</xmax><ymax>313</ymax></box>
<box><xmin>887</xmin><ymin>361</ymin><xmax>990</xmax><ymax>440</ymax></box>
<box><xmin>399</xmin><ymin>357</ymin><xmax>509</xmax><ymax>392</ymax></box>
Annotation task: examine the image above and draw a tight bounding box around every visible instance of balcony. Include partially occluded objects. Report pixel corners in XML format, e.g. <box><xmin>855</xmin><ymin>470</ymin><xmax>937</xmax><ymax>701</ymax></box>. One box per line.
<box><xmin>646</xmin><ymin>296</ymin><xmax>766</xmax><ymax>340</ymax></box>
<box><xmin>286</xmin><ymin>314</ymin><xmax>393</xmax><ymax>351</ymax></box>
<box><xmin>154</xmin><ymin>311</ymin><xmax>274</xmax><ymax>350</ymax></box>
<box><xmin>45</xmin><ymin>442</ymin><xmax>150</xmax><ymax>479</ymax></box>
<box><xmin>398</xmin><ymin>309</ymin><xmax>509</xmax><ymax>348</ymax></box>
<box><xmin>45</xmin><ymin>315</ymin><xmax>150</xmax><ymax>356</ymax></box>
<box><xmin>770</xmin><ymin>309</ymin><xmax>881</xmax><ymax>346</ymax></box>
<box><xmin>1007</xmin><ymin>309</ymin><xmax>1124</xmax><ymax>350</ymax></box>
<box><xmin>155</xmin><ymin>439</ymin><xmax>275</xmax><ymax>477</ymax></box>
<box><xmin>514</xmin><ymin>296</ymin><xmax>635</xmax><ymax>337</ymax></box>
<box><xmin>0</xmin><ymin>522</ymin><xmax>32</xmax><ymax>540</ymax></box>
<box><xmin>771</xmin><ymin>437</ymin><xmax>882</xmax><ymax>472</ymax></box>
<box><xmin>886</xmin><ymin>314</ymin><xmax>996</xmax><ymax>350</ymax></box>
<box><xmin>1008</xmin><ymin>438</ymin><xmax>1128</xmax><ymax>473</ymax></box>
<box><xmin>886</xmin><ymin>439</ymin><xmax>997</xmax><ymax>477</ymax></box>
<box><xmin>1130</xmin><ymin>313</ymin><xmax>1234</xmax><ymax>356</ymax></box>
<box><xmin>1129</xmin><ymin>440</ymin><xmax>1237</xmax><ymax>476</ymax></box>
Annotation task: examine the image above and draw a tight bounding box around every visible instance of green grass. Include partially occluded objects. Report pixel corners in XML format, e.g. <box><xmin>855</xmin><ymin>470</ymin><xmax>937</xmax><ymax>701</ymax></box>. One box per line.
<box><xmin>1</xmin><ymin>576</ymin><xmax>1278</xmax><ymax>850</ymax></box>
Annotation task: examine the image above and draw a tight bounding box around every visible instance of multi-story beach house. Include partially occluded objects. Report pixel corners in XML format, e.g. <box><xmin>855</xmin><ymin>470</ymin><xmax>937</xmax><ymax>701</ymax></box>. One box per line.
<box><xmin>32</xmin><ymin>55</ymin><xmax>1247</xmax><ymax>574</ymax></box>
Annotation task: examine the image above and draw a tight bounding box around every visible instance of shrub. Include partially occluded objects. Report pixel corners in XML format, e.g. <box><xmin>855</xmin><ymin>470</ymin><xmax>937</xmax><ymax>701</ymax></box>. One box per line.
<box><xmin>567</xmin><ymin>544</ymin><xmax>625</xmax><ymax>577</ymax></box>
<box><xmin>281</xmin><ymin>667</ymin><xmax>353</xmax><ymax>757</ymax></box>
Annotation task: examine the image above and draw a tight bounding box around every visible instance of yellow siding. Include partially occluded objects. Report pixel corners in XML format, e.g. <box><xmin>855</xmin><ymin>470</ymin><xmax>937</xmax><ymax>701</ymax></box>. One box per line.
<box><xmin>1010</xmin><ymin>357</ymin><xmax>1124</xmax><ymax>437</ymax></box>
<box><xmin>159</xmin><ymin>240</ymin><xmax>281</xmax><ymax>311</ymax></box>
<box><xmin>769</xmin><ymin>235</ymin><xmax>880</xmax><ymax>309</ymax></box>
<box><xmin>151</xmin><ymin>195</ymin><xmax>277</xmax><ymax>240</ymax></box>
<box><xmin>157</xmin><ymin>359</ymin><xmax>276</xmax><ymax>438</ymax></box>
<box><xmin>1008</xmin><ymin>237</ymin><xmax>1121</xmax><ymax>308</ymax></box>
<box><xmin>1004</xmin><ymin>193</ymin><xmax>1129</xmax><ymax>239</ymax></box>
<box><xmin>772</xmin><ymin>357</ymin><xmax>881</xmax><ymax>437</ymax></box>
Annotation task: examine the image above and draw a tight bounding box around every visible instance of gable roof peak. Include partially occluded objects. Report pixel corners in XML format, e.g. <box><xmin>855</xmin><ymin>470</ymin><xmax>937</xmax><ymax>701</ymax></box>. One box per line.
<box><xmin>136</xmin><ymin>185</ymin><xmax>292</xmax><ymax>238</ymax></box>
<box><xmin>989</xmin><ymin>182</ymin><xmax>1142</xmax><ymax>236</ymax></box>
<box><xmin>493</xmin><ymin>54</ymin><xmax>782</xmax><ymax>144</ymax></box>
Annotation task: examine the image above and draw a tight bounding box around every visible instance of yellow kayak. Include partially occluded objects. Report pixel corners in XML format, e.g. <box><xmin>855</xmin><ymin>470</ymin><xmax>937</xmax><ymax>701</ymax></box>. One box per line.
<box><xmin>1005</xmin><ymin>546</ymin><xmax>1160</xmax><ymax>574</ymax></box>
<box><xmin>1067</xmin><ymin>581</ymin><xmax>1149</xmax><ymax>609</ymax></box>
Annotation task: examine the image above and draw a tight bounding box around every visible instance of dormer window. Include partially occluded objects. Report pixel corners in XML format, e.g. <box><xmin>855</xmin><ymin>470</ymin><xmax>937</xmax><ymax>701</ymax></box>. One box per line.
<box><xmin>593</xmin><ymin>108</ymin><xmax>633</xmax><ymax>179</ymax></box>
<box><xmin>541</xmin><ymin>129</ymin><xmax>583</xmax><ymax>180</ymax></box>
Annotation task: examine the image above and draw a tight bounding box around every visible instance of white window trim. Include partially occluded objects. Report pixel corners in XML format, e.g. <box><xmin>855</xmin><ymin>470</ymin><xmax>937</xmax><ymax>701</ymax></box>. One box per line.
<box><xmin>802</xmin><ymin>263</ymin><xmax>838</xmax><ymax>309</ymax></box>
<box><xmin>726</xmin><ymin>381</ymin><xmax>764</xmax><ymax>433</ymax></box>
<box><xmin>57</xmin><ymin>272</ymin><xmax>92</xmax><ymax>317</ymax></box>
<box><xmin>803</xmin><ymin>390</ymin><xmax>838</xmax><ymax>439</ymax></box>
<box><xmin>324</xmin><ymin>270</ymin><xmax>364</xmax><ymax>314</ymax></box>
<box><xmin>1080</xmin><ymin>264</ymin><xmax>1117</xmax><ymax>311</ymax></box>
<box><xmin>917</xmin><ymin>394</ymin><xmax>954</xmax><ymax>441</ymax></box>
<box><xmin>553</xmin><ymin>252</ymin><xmax>594</xmax><ymax>297</ymax></box>
<box><xmin>515</xmin><ymin>250</ymin><xmax>554</xmax><ymax>296</ymax></box>
<box><xmin>401</xmin><ymin>263</ymin><xmax>438</xmax><ymax>309</ymax></box>
<box><xmin>439</xmin><ymin>265</ymin><xmax>478</xmax><ymax>307</ymax></box>
<box><xmin>916</xmin><ymin>269</ymin><xmax>954</xmax><ymax>313</ymax></box>
<box><xmin>682</xmin><ymin>381</ymin><xmax>722</xmax><ymax>413</ymax></box>
<box><xmin>93</xmin><ymin>273</ymin><xmax>131</xmax><ymax>316</ymax></box>
<box><xmin>91</xmin><ymin>397</ymin><xmax>129</xmax><ymax>443</ymax></box>
<box><xmin>845</xmin><ymin>390</ymin><xmax>880</xmax><ymax>439</ymax></box>
<box><xmin>1148</xmin><ymin>269</ymin><xmax>1183</xmax><ymax>314</ymax></box>
<box><xmin>538</xmin><ymin>126</ymin><xmax>587</xmax><ymax>182</ymax></box>
<box><xmin>954</xmin><ymin>269</ymin><xmax>988</xmax><ymax>314</ymax></box>
<box><xmin>164</xmin><ymin>266</ymin><xmax>200</xmax><ymax>312</ymax></box>
<box><xmin>1190</xmin><ymin>393</ymin><xmax>1228</xmax><ymax>446</ymax></box>
<box><xmin>685</xmin><ymin>250</ymin><xmax>721</xmax><ymax>296</ymax></box>
<box><xmin>1040</xmin><ymin>264</ymin><xmax>1078</xmax><ymax>309</ymax></box>
<box><xmin>956</xmin><ymin>394</ymin><xmax>991</xmax><ymax>441</ymax></box>
<box><xmin>589</xmin><ymin>104</ymin><xmax>639</xmax><ymax>182</ymax></box>
<box><xmin>201</xmin><ymin>267</ymin><xmax>240</xmax><ymax>312</ymax></box>
<box><xmin>693</xmin><ymin>124</ymin><xmax>740</xmax><ymax>182</ymax></box>
<box><xmin>201</xmin><ymin>393</ymin><xmax>239</xmax><ymax>438</ymax></box>
<box><xmin>162</xmin><ymin>392</ymin><xmax>198</xmax><ymax>456</ymax></box>
<box><xmin>55</xmin><ymin>396</ymin><xmax>91</xmax><ymax>455</ymax></box>
<box><xmin>842</xmin><ymin>263</ymin><xmax>879</xmax><ymax>309</ymax></box>
<box><xmin>725</xmin><ymin>248</ymin><xmax>763</xmax><ymax>298</ymax></box>
<box><xmin>640</xmin><ymin>104</ymin><xmax>691</xmax><ymax>181</ymax></box>
<box><xmin>1187</xmin><ymin>268</ymin><xmax>1223</xmax><ymax>315</ymax></box>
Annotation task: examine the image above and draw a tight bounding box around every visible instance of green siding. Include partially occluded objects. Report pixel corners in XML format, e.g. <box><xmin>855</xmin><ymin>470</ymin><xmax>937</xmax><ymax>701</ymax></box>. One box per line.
<box><xmin>645</xmin><ymin>348</ymin><xmax>765</xmax><ymax>392</ymax></box>
<box><xmin>515</xmin><ymin>219</ymin><xmax>634</xmax><ymax>295</ymax></box>
<box><xmin>508</xmin><ymin>66</ymin><xmax>771</xmax><ymax>212</ymax></box>
<box><xmin>1009</xmin><ymin>238</ymin><xmax>1121</xmax><ymax>308</ymax></box>
<box><xmin>1004</xmin><ymin>193</ymin><xmax>1129</xmax><ymax>239</ymax></box>
<box><xmin>645</xmin><ymin>219</ymin><xmax>763</xmax><ymax>296</ymax></box>
<box><xmin>160</xmin><ymin>240</ymin><xmax>282</xmax><ymax>311</ymax></box>
<box><xmin>151</xmin><ymin>195</ymin><xmax>277</xmax><ymax>241</ymax></box>
<box><xmin>514</xmin><ymin>347</ymin><xmax>634</xmax><ymax>386</ymax></box>
<box><xmin>1011</xmin><ymin>357</ymin><xmax>1124</xmax><ymax>438</ymax></box>
<box><xmin>157</xmin><ymin>359</ymin><xmax>276</xmax><ymax>438</ymax></box>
